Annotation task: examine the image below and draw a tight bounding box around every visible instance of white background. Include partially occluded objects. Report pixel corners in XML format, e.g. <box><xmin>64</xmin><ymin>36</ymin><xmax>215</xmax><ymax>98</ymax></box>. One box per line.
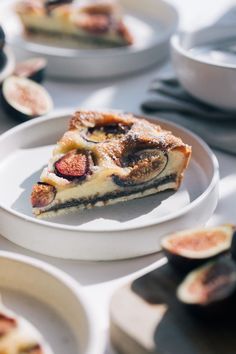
<box><xmin>1</xmin><ymin>0</ymin><xmax>236</xmax><ymax>353</ymax></box>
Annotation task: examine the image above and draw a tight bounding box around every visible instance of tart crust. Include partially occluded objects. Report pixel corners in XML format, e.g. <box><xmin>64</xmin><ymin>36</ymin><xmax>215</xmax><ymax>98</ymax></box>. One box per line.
<box><xmin>31</xmin><ymin>111</ymin><xmax>192</xmax><ymax>218</ymax></box>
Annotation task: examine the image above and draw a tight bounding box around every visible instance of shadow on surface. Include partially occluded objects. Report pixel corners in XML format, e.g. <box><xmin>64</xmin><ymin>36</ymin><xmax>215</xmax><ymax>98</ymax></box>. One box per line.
<box><xmin>0</xmin><ymin>108</ymin><xmax>20</xmax><ymax>134</ymax></box>
<box><xmin>11</xmin><ymin>166</ymin><xmax>46</xmax><ymax>216</ymax></box>
<box><xmin>0</xmin><ymin>233</ymin><xmax>163</xmax><ymax>285</ymax></box>
<box><xmin>50</xmin><ymin>190</ymin><xmax>175</xmax><ymax>225</ymax></box>
<box><xmin>131</xmin><ymin>263</ymin><xmax>236</xmax><ymax>354</ymax></box>
<box><xmin>11</xmin><ymin>164</ymin><xmax>176</xmax><ymax>225</ymax></box>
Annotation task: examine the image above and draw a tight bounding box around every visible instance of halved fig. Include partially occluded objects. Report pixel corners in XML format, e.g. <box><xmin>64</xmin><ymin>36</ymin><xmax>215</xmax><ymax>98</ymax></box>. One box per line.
<box><xmin>85</xmin><ymin>123</ymin><xmax>130</xmax><ymax>143</ymax></box>
<box><xmin>0</xmin><ymin>313</ymin><xmax>16</xmax><ymax>337</ymax></box>
<box><xmin>14</xmin><ymin>58</ymin><xmax>47</xmax><ymax>83</ymax></box>
<box><xmin>2</xmin><ymin>76</ymin><xmax>53</xmax><ymax>121</ymax></box>
<box><xmin>54</xmin><ymin>149</ymin><xmax>92</xmax><ymax>181</ymax></box>
<box><xmin>31</xmin><ymin>183</ymin><xmax>56</xmax><ymax>208</ymax></box>
<box><xmin>162</xmin><ymin>225</ymin><xmax>235</xmax><ymax>272</ymax></box>
<box><xmin>177</xmin><ymin>258</ymin><xmax>236</xmax><ymax>318</ymax></box>
<box><xmin>113</xmin><ymin>149</ymin><xmax>168</xmax><ymax>187</ymax></box>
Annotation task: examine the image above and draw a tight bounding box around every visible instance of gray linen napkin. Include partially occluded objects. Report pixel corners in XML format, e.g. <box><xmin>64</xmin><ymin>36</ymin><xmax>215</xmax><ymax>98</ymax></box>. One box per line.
<box><xmin>141</xmin><ymin>8</ymin><xmax>236</xmax><ymax>155</ymax></box>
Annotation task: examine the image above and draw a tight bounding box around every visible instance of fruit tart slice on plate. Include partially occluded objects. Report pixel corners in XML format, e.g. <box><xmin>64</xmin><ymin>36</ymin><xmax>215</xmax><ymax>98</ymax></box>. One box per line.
<box><xmin>15</xmin><ymin>0</ymin><xmax>133</xmax><ymax>48</ymax></box>
<box><xmin>0</xmin><ymin>301</ymin><xmax>53</xmax><ymax>354</ymax></box>
<box><xmin>31</xmin><ymin>110</ymin><xmax>192</xmax><ymax>218</ymax></box>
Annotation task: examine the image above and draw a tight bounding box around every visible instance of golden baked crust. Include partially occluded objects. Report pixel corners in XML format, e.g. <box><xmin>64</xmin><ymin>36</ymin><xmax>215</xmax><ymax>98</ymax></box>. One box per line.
<box><xmin>31</xmin><ymin>111</ymin><xmax>192</xmax><ymax>218</ymax></box>
<box><xmin>16</xmin><ymin>0</ymin><xmax>133</xmax><ymax>47</ymax></box>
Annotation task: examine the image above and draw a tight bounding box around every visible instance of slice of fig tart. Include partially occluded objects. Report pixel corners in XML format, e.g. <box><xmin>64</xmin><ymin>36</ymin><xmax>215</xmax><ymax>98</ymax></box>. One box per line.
<box><xmin>0</xmin><ymin>302</ymin><xmax>53</xmax><ymax>354</ymax></box>
<box><xmin>31</xmin><ymin>110</ymin><xmax>192</xmax><ymax>218</ymax></box>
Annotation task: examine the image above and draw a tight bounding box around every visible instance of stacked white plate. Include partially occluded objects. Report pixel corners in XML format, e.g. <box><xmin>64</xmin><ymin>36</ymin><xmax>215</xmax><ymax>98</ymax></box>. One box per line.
<box><xmin>0</xmin><ymin>111</ymin><xmax>219</xmax><ymax>260</ymax></box>
<box><xmin>0</xmin><ymin>251</ymin><xmax>105</xmax><ymax>354</ymax></box>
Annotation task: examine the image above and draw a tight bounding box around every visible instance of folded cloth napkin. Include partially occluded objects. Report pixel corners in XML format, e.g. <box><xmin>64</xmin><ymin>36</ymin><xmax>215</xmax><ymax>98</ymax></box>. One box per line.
<box><xmin>141</xmin><ymin>6</ymin><xmax>236</xmax><ymax>155</ymax></box>
<box><xmin>142</xmin><ymin>64</ymin><xmax>236</xmax><ymax>155</ymax></box>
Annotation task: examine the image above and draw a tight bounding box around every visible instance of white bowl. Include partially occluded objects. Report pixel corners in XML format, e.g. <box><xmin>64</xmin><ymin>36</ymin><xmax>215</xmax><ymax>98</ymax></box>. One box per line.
<box><xmin>171</xmin><ymin>27</ymin><xmax>236</xmax><ymax>110</ymax></box>
<box><xmin>0</xmin><ymin>251</ymin><xmax>105</xmax><ymax>354</ymax></box>
<box><xmin>0</xmin><ymin>111</ymin><xmax>219</xmax><ymax>260</ymax></box>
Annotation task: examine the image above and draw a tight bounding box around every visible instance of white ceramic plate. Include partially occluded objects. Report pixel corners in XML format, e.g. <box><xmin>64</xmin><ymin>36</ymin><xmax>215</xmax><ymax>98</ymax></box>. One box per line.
<box><xmin>0</xmin><ymin>111</ymin><xmax>219</xmax><ymax>260</ymax></box>
<box><xmin>0</xmin><ymin>251</ymin><xmax>105</xmax><ymax>354</ymax></box>
<box><xmin>4</xmin><ymin>0</ymin><xmax>178</xmax><ymax>79</ymax></box>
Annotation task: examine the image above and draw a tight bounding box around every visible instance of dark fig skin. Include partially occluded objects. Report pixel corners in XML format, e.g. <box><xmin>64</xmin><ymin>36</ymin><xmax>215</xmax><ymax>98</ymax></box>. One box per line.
<box><xmin>0</xmin><ymin>26</ymin><xmax>5</xmax><ymax>72</ymax></box>
<box><xmin>112</xmin><ymin>174</ymin><xmax>135</xmax><ymax>187</ymax></box>
<box><xmin>177</xmin><ymin>257</ymin><xmax>236</xmax><ymax>321</ymax></box>
<box><xmin>231</xmin><ymin>230</ymin><xmax>236</xmax><ymax>261</ymax></box>
<box><xmin>163</xmin><ymin>249</ymin><xmax>229</xmax><ymax>274</ymax></box>
<box><xmin>29</xmin><ymin>69</ymin><xmax>45</xmax><ymax>84</ymax></box>
<box><xmin>181</xmin><ymin>293</ymin><xmax>236</xmax><ymax>322</ymax></box>
<box><xmin>1</xmin><ymin>90</ymin><xmax>29</xmax><ymax>122</ymax></box>
<box><xmin>0</xmin><ymin>26</ymin><xmax>5</xmax><ymax>51</ymax></box>
<box><xmin>0</xmin><ymin>50</ymin><xmax>6</xmax><ymax>71</ymax></box>
<box><xmin>45</xmin><ymin>0</ymin><xmax>73</xmax><ymax>6</ymax></box>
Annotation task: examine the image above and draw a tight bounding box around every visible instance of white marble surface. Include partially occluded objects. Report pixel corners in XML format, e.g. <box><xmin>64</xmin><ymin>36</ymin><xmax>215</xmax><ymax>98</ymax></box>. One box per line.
<box><xmin>1</xmin><ymin>0</ymin><xmax>236</xmax><ymax>353</ymax></box>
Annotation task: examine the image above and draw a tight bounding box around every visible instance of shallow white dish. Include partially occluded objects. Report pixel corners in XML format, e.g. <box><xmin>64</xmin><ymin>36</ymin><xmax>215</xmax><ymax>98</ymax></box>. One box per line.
<box><xmin>171</xmin><ymin>27</ymin><xmax>236</xmax><ymax>110</ymax></box>
<box><xmin>0</xmin><ymin>111</ymin><xmax>219</xmax><ymax>260</ymax></box>
<box><xmin>0</xmin><ymin>251</ymin><xmax>104</xmax><ymax>354</ymax></box>
<box><xmin>4</xmin><ymin>0</ymin><xmax>178</xmax><ymax>80</ymax></box>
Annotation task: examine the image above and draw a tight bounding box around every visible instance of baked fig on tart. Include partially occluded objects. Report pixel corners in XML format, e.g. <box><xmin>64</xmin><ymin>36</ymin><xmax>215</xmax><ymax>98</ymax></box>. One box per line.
<box><xmin>0</xmin><ymin>302</ymin><xmax>53</xmax><ymax>354</ymax></box>
<box><xmin>31</xmin><ymin>110</ymin><xmax>191</xmax><ymax>218</ymax></box>
<box><xmin>16</xmin><ymin>0</ymin><xmax>133</xmax><ymax>47</ymax></box>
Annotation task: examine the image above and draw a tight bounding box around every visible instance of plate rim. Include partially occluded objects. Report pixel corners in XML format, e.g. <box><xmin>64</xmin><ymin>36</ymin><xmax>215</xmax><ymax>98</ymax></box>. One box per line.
<box><xmin>0</xmin><ymin>250</ymin><xmax>105</xmax><ymax>354</ymax></box>
<box><xmin>8</xmin><ymin>0</ymin><xmax>179</xmax><ymax>58</ymax></box>
<box><xmin>0</xmin><ymin>110</ymin><xmax>219</xmax><ymax>233</ymax></box>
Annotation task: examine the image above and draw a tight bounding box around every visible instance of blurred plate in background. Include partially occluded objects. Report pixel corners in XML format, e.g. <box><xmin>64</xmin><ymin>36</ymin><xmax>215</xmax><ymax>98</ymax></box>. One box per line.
<box><xmin>3</xmin><ymin>0</ymin><xmax>178</xmax><ymax>80</ymax></box>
